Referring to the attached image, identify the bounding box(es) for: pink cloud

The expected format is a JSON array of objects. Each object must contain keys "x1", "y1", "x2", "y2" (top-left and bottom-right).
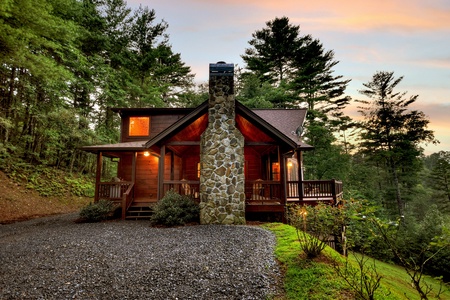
[{"x1": 184, "y1": 0, "x2": 450, "y2": 32}]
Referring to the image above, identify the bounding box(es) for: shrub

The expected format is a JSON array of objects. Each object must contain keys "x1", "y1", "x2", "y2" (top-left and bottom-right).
[
  {"x1": 332, "y1": 252, "x2": 384, "y2": 300},
  {"x1": 287, "y1": 203, "x2": 347, "y2": 258},
  {"x1": 79, "y1": 200, "x2": 115, "y2": 222},
  {"x1": 150, "y1": 190, "x2": 199, "y2": 226}
]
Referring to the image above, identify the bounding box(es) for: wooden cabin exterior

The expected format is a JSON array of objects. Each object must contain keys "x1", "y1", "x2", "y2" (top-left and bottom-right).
[
  {"x1": 82, "y1": 101, "x2": 343, "y2": 220},
  {"x1": 81, "y1": 63, "x2": 343, "y2": 221}
]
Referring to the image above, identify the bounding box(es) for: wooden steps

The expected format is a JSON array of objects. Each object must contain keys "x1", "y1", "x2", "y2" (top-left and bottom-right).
[{"x1": 125, "y1": 202, "x2": 155, "y2": 220}]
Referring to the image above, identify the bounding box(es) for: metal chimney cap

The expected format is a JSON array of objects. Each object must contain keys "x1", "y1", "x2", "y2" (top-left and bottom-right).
[{"x1": 209, "y1": 62, "x2": 234, "y2": 77}]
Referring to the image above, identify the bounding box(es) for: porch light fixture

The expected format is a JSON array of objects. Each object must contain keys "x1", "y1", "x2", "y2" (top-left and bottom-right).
[{"x1": 144, "y1": 151, "x2": 150, "y2": 157}]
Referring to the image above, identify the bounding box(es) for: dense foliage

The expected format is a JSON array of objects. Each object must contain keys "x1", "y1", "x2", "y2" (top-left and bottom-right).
[{"x1": 0, "y1": 0, "x2": 195, "y2": 176}]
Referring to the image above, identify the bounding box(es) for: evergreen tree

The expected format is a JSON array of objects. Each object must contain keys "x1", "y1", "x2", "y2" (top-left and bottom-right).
[
  {"x1": 303, "y1": 119, "x2": 350, "y2": 181},
  {"x1": 129, "y1": 5, "x2": 194, "y2": 107},
  {"x1": 241, "y1": 16, "x2": 350, "y2": 122},
  {"x1": 427, "y1": 151, "x2": 450, "y2": 211},
  {"x1": 0, "y1": 0, "x2": 195, "y2": 172},
  {"x1": 242, "y1": 16, "x2": 300, "y2": 84},
  {"x1": 291, "y1": 36, "x2": 351, "y2": 122},
  {"x1": 357, "y1": 71, "x2": 436, "y2": 216},
  {"x1": 0, "y1": 0, "x2": 82, "y2": 161}
]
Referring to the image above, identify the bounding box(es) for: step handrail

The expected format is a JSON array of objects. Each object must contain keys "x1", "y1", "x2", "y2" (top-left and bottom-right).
[{"x1": 121, "y1": 182, "x2": 135, "y2": 220}]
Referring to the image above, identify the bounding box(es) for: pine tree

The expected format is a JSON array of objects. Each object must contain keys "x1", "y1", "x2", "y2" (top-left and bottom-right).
[
  {"x1": 428, "y1": 151, "x2": 450, "y2": 211},
  {"x1": 357, "y1": 71, "x2": 437, "y2": 216},
  {"x1": 241, "y1": 16, "x2": 350, "y2": 122}
]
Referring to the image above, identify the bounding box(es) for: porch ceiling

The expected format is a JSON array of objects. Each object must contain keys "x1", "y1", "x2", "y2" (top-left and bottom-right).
[
  {"x1": 168, "y1": 113, "x2": 208, "y2": 142},
  {"x1": 235, "y1": 114, "x2": 274, "y2": 143}
]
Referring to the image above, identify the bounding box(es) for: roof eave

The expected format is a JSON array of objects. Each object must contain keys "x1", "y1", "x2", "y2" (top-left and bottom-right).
[
  {"x1": 236, "y1": 101, "x2": 298, "y2": 149},
  {"x1": 144, "y1": 101, "x2": 209, "y2": 148}
]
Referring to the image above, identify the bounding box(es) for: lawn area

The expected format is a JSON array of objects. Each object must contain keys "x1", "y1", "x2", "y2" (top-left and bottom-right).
[{"x1": 263, "y1": 223, "x2": 450, "y2": 300}]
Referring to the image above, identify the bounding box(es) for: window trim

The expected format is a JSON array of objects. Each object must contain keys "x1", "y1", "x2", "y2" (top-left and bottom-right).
[{"x1": 128, "y1": 116, "x2": 150, "y2": 137}]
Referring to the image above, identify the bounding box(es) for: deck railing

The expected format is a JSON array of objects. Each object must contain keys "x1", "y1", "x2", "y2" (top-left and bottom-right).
[
  {"x1": 245, "y1": 180, "x2": 284, "y2": 205},
  {"x1": 160, "y1": 179, "x2": 342, "y2": 204},
  {"x1": 97, "y1": 181, "x2": 134, "y2": 200},
  {"x1": 287, "y1": 179, "x2": 343, "y2": 203},
  {"x1": 97, "y1": 181, "x2": 134, "y2": 220}
]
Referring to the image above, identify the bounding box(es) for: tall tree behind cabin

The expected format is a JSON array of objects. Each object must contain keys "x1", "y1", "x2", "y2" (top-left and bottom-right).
[{"x1": 357, "y1": 71, "x2": 437, "y2": 216}]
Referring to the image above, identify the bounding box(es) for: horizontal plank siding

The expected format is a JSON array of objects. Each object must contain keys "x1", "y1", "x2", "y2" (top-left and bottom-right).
[
  {"x1": 150, "y1": 115, "x2": 184, "y2": 137},
  {"x1": 135, "y1": 154, "x2": 158, "y2": 199}
]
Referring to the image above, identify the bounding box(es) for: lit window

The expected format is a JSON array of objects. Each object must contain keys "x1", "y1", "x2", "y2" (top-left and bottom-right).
[
  {"x1": 272, "y1": 162, "x2": 280, "y2": 181},
  {"x1": 129, "y1": 117, "x2": 150, "y2": 136}
]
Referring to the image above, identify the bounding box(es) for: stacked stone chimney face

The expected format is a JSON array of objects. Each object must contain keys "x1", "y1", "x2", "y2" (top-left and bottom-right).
[{"x1": 199, "y1": 63, "x2": 246, "y2": 225}]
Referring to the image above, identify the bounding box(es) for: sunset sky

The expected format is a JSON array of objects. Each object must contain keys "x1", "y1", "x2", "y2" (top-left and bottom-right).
[{"x1": 129, "y1": 0, "x2": 449, "y2": 154}]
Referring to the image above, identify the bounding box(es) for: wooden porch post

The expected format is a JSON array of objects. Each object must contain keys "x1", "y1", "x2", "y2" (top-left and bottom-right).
[
  {"x1": 170, "y1": 151, "x2": 174, "y2": 180},
  {"x1": 331, "y1": 179, "x2": 337, "y2": 204},
  {"x1": 297, "y1": 150, "x2": 304, "y2": 202},
  {"x1": 157, "y1": 145, "x2": 165, "y2": 200},
  {"x1": 278, "y1": 147, "x2": 286, "y2": 203},
  {"x1": 94, "y1": 151, "x2": 103, "y2": 202}
]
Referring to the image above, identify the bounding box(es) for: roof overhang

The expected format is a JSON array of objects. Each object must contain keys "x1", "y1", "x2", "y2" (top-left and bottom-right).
[
  {"x1": 144, "y1": 101, "x2": 209, "y2": 148},
  {"x1": 236, "y1": 101, "x2": 314, "y2": 151},
  {"x1": 80, "y1": 141, "x2": 147, "y2": 154}
]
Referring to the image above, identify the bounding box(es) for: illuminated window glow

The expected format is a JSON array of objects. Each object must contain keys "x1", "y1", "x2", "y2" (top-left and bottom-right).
[{"x1": 129, "y1": 117, "x2": 150, "y2": 136}]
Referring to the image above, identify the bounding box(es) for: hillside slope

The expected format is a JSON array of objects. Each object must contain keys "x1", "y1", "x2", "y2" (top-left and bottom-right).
[{"x1": 0, "y1": 171, "x2": 90, "y2": 224}]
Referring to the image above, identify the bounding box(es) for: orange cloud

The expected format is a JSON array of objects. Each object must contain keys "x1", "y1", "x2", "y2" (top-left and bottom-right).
[{"x1": 188, "y1": 0, "x2": 450, "y2": 32}]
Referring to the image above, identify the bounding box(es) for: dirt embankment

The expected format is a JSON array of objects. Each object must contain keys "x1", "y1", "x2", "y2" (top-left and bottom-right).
[{"x1": 0, "y1": 171, "x2": 91, "y2": 224}]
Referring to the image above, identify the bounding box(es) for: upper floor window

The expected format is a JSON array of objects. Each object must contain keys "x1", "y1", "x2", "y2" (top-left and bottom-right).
[{"x1": 129, "y1": 117, "x2": 150, "y2": 136}]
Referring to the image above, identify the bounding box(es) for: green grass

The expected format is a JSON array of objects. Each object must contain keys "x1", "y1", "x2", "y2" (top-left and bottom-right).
[{"x1": 263, "y1": 223, "x2": 450, "y2": 300}]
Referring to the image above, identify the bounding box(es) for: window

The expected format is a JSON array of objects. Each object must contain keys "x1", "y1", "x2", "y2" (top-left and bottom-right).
[
  {"x1": 129, "y1": 117, "x2": 150, "y2": 136},
  {"x1": 272, "y1": 162, "x2": 280, "y2": 181}
]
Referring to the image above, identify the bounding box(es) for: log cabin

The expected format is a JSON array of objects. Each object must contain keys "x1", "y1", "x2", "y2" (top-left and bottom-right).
[{"x1": 81, "y1": 62, "x2": 343, "y2": 223}]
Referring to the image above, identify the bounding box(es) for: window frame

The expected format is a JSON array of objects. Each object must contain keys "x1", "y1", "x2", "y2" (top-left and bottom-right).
[{"x1": 128, "y1": 116, "x2": 150, "y2": 137}]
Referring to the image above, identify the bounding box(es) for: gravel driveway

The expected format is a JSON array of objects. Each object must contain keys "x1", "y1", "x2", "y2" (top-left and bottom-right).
[{"x1": 0, "y1": 213, "x2": 280, "y2": 299}]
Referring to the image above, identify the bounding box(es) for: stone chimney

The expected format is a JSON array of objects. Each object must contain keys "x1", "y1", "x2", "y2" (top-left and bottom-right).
[{"x1": 199, "y1": 62, "x2": 246, "y2": 225}]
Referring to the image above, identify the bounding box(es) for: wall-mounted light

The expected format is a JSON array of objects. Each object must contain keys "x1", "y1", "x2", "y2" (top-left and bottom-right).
[{"x1": 144, "y1": 151, "x2": 150, "y2": 157}]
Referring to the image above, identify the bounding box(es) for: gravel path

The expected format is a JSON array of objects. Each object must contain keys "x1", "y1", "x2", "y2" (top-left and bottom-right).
[{"x1": 0, "y1": 214, "x2": 281, "y2": 299}]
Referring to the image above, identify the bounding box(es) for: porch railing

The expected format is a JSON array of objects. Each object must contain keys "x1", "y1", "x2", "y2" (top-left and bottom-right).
[
  {"x1": 96, "y1": 181, "x2": 134, "y2": 220},
  {"x1": 287, "y1": 179, "x2": 343, "y2": 203},
  {"x1": 97, "y1": 181, "x2": 134, "y2": 200},
  {"x1": 245, "y1": 180, "x2": 284, "y2": 205},
  {"x1": 162, "y1": 180, "x2": 200, "y2": 200}
]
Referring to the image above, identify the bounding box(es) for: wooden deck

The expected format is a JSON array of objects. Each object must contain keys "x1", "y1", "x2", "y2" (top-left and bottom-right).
[{"x1": 96, "y1": 179, "x2": 343, "y2": 220}]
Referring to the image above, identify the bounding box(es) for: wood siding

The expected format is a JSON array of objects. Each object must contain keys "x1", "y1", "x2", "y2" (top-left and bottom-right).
[
  {"x1": 244, "y1": 148, "x2": 262, "y2": 181},
  {"x1": 164, "y1": 152, "x2": 182, "y2": 181},
  {"x1": 118, "y1": 153, "x2": 158, "y2": 200}
]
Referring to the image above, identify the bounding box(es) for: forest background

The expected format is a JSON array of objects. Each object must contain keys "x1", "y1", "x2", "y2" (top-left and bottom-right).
[{"x1": 1, "y1": 0, "x2": 449, "y2": 284}]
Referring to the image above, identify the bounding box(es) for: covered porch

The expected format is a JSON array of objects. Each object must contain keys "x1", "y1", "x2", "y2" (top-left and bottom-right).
[{"x1": 95, "y1": 177, "x2": 343, "y2": 219}]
